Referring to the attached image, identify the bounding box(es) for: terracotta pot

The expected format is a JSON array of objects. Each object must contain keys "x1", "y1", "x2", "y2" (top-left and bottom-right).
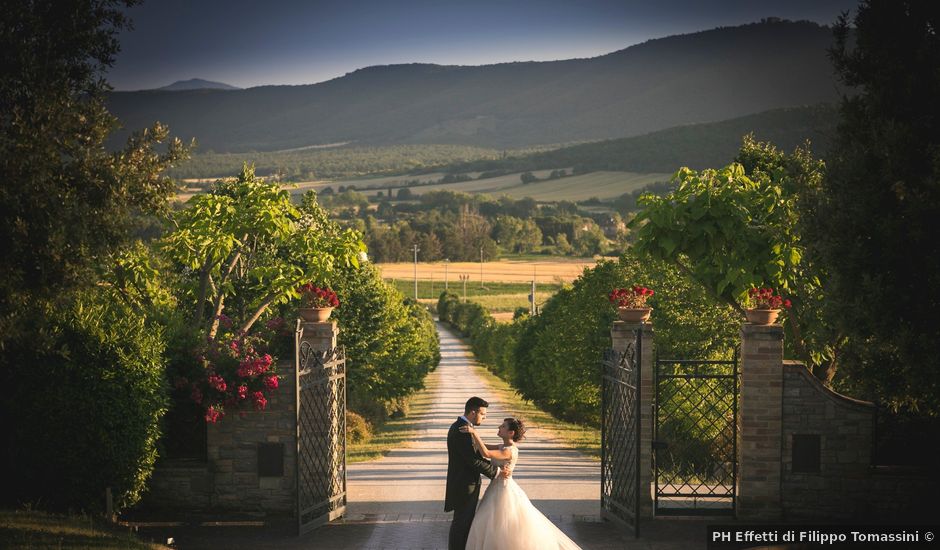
[
  {"x1": 617, "y1": 307, "x2": 652, "y2": 323},
  {"x1": 745, "y1": 308, "x2": 780, "y2": 325},
  {"x1": 299, "y1": 307, "x2": 334, "y2": 322}
]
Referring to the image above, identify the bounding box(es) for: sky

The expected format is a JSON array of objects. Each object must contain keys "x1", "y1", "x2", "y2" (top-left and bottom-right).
[{"x1": 109, "y1": 0, "x2": 860, "y2": 91}]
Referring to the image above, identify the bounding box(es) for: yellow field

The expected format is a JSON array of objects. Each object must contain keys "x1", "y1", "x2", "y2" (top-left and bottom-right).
[{"x1": 377, "y1": 258, "x2": 601, "y2": 284}]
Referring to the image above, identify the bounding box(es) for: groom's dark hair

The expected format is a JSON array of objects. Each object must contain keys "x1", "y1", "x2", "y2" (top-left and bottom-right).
[{"x1": 464, "y1": 396, "x2": 488, "y2": 414}]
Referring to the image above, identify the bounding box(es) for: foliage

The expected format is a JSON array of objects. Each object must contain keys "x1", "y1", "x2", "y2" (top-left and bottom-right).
[
  {"x1": 441, "y1": 105, "x2": 838, "y2": 178},
  {"x1": 513, "y1": 255, "x2": 738, "y2": 423},
  {"x1": 630, "y1": 137, "x2": 837, "y2": 377},
  {"x1": 168, "y1": 143, "x2": 507, "y2": 181},
  {"x1": 804, "y1": 1, "x2": 940, "y2": 414},
  {"x1": 5, "y1": 294, "x2": 168, "y2": 512},
  {"x1": 440, "y1": 254, "x2": 738, "y2": 424},
  {"x1": 161, "y1": 166, "x2": 365, "y2": 338},
  {"x1": 345, "y1": 411, "x2": 372, "y2": 444},
  {"x1": 0, "y1": 0, "x2": 189, "y2": 345},
  {"x1": 324, "y1": 261, "x2": 440, "y2": 421}
]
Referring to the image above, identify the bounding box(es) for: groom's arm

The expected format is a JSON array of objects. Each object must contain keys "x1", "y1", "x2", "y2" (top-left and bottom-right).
[{"x1": 450, "y1": 426, "x2": 499, "y2": 479}]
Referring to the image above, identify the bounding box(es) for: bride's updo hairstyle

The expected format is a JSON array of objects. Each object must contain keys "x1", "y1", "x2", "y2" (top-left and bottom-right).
[{"x1": 504, "y1": 417, "x2": 527, "y2": 442}]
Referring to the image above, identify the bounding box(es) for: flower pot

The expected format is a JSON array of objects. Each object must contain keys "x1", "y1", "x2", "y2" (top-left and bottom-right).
[
  {"x1": 299, "y1": 307, "x2": 334, "y2": 322},
  {"x1": 617, "y1": 307, "x2": 652, "y2": 323},
  {"x1": 745, "y1": 308, "x2": 780, "y2": 325}
]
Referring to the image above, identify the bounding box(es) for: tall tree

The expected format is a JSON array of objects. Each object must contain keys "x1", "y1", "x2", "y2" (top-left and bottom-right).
[
  {"x1": 806, "y1": 0, "x2": 940, "y2": 414},
  {"x1": 0, "y1": 0, "x2": 188, "y2": 344}
]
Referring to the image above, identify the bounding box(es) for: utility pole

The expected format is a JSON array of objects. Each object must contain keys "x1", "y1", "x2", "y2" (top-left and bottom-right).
[
  {"x1": 531, "y1": 265, "x2": 537, "y2": 315},
  {"x1": 412, "y1": 244, "x2": 420, "y2": 301},
  {"x1": 530, "y1": 279, "x2": 536, "y2": 315},
  {"x1": 444, "y1": 259, "x2": 449, "y2": 290},
  {"x1": 459, "y1": 274, "x2": 470, "y2": 302}
]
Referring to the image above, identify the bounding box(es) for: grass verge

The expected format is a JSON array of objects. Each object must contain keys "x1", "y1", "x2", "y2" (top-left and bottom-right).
[
  {"x1": 347, "y1": 373, "x2": 440, "y2": 463},
  {"x1": 0, "y1": 509, "x2": 169, "y2": 550},
  {"x1": 469, "y1": 356, "x2": 600, "y2": 460}
]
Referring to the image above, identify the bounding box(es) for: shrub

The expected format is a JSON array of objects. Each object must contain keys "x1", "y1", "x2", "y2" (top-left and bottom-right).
[
  {"x1": 346, "y1": 411, "x2": 372, "y2": 444},
  {"x1": 4, "y1": 294, "x2": 168, "y2": 512},
  {"x1": 318, "y1": 262, "x2": 440, "y2": 423},
  {"x1": 514, "y1": 253, "x2": 738, "y2": 423}
]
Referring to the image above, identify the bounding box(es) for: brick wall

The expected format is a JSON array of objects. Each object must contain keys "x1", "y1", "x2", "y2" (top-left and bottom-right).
[
  {"x1": 779, "y1": 360, "x2": 874, "y2": 520},
  {"x1": 144, "y1": 357, "x2": 297, "y2": 513}
]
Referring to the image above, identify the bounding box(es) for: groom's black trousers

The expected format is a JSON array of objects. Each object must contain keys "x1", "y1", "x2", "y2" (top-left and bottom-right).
[{"x1": 448, "y1": 485, "x2": 481, "y2": 550}]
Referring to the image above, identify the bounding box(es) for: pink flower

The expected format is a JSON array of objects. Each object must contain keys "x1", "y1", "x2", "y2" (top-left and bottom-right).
[
  {"x1": 252, "y1": 391, "x2": 268, "y2": 411},
  {"x1": 264, "y1": 375, "x2": 279, "y2": 390},
  {"x1": 205, "y1": 406, "x2": 223, "y2": 423},
  {"x1": 237, "y1": 385, "x2": 248, "y2": 400},
  {"x1": 191, "y1": 387, "x2": 203, "y2": 405},
  {"x1": 208, "y1": 373, "x2": 227, "y2": 392}
]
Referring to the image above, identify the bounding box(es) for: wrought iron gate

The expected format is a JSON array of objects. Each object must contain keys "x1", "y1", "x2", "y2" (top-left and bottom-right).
[
  {"x1": 295, "y1": 332, "x2": 347, "y2": 535},
  {"x1": 600, "y1": 328, "x2": 641, "y2": 537},
  {"x1": 653, "y1": 355, "x2": 737, "y2": 516}
]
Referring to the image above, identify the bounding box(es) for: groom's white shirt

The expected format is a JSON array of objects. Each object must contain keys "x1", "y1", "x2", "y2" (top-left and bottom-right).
[{"x1": 458, "y1": 415, "x2": 502, "y2": 476}]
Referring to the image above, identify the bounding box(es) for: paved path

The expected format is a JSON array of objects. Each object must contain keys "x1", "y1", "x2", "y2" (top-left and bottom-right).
[
  {"x1": 132, "y1": 322, "x2": 708, "y2": 549},
  {"x1": 346, "y1": 322, "x2": 600, "y2": 519}
]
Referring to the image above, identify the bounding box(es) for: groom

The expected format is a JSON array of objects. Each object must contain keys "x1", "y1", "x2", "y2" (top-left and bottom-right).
[{"x1": 445, "y1": 396, "x2": 511, "y2": 550}]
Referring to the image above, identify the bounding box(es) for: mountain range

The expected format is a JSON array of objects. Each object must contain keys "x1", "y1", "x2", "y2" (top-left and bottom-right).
[
  {"x1": 157, "y1": 78, "x2": 240, "y2": 91},
  {"x1": 106, "y1": 20, "x2": 844, "y2": 153}
]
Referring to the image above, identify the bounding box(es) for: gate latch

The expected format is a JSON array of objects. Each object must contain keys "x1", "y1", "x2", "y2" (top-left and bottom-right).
[{"x1": 652, "y1": 440, "x2": 669, "y2": 451}]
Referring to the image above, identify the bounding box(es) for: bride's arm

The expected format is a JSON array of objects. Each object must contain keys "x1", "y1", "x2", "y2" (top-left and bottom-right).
[{"x1": 459, "y1": 425, "x2": 513, "y2": 460}]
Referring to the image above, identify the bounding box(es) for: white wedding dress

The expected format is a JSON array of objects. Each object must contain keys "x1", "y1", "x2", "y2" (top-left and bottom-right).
[{"x1": 466, "y1": 445, "x2": 582, "y2": 550}]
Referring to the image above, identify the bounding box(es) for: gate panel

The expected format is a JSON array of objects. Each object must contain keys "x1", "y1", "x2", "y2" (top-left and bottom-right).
[
  {"x1": 600, "y1": 328, "x2": 641, "y2": 537},
  {"x1": 296, "y1": 335, "x2": 347, "y2": 535},
  {"x1": 653, "y1": 356, "x2": 737, "y2": 516}
]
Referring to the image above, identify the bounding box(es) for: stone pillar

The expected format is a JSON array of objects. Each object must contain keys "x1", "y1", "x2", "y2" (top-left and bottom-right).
[
  {"x1": 299, "y1": 320, "x2": 339, "y2": 352},
  {"x1": 611, "y1": 321, "x2": 654, "y2": 518},
  {"x1": 738, "y1": 323, "x2": 784, "y2": 520}
]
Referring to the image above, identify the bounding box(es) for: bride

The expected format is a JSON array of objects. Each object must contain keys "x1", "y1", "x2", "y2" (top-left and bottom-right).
[{"x1": 459, "y1": 418, "x2": 582, "y2": 550}]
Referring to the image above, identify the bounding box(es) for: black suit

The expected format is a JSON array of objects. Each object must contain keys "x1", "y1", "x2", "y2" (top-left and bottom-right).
[{"x1": 445, "y1": 417, "x2": 498, "y2": 550}]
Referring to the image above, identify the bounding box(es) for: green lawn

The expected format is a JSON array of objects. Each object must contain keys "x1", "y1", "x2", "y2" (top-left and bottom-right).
[
  {"x1": 470, "y1": 360, "x2": 600, "y2": 460},
  {"x1": 388, "y1": 279, "x2": 562, "y2": 298},
  {"x1": 0, "y1": 509, "x2": 169, "y2": 550}
]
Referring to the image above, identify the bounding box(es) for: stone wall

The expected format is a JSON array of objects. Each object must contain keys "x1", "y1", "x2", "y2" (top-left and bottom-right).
[
  {"x1": 144, "y1": 357, "x2": 297, "y2": 514},
  {"x1": 205, "y1": 357, "x2": 297, "y2": 513},
  {"x1": 779, "y1": 360, "x2": 874, "y2": 520},
  {"x1": 779, "y1": 361, "x2": 938, "y2": 521}
]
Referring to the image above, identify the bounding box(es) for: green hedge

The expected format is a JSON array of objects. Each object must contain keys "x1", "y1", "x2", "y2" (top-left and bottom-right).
[
  {"x1": 329, "y1": 262, "x2": 440, "y2": 421},
  {"x1": 438, "y1": 252, "x2": 739, "y2": 424},
  {"x1": 4, "y1": 294, "x2": 168, "y2": 512}
]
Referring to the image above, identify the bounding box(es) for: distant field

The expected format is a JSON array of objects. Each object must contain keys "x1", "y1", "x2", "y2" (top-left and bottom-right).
[
  {"x1": 177, "y1": 169, "x2": 668, "y2": 203},
  {"x1": 382, "y1": 258, "x2": 595, "y2": 320},
  {"x1": 377, "y1": 258, "x2": 599, "y2": 284},
  {"x1": 403, "y1": 170, "x2": 669, "y2": 201},
  {"x1": 388, "y1": 279, "x2": 559, "y2": 310}
]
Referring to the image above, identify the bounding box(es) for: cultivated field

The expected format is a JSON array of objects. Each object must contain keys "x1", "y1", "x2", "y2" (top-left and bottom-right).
[
  {"x1": 177, "y1": 169, "x2": 668, "y2": 203},
  {"x1": 381, "y1": 258, "x2": 602, "y2": 321},
  {"x1": 377, "y1": 258, "x2": 600, "y2": 284},
  {"x1": 401, "y1": 170, "x2": 669, "y2": 201}
]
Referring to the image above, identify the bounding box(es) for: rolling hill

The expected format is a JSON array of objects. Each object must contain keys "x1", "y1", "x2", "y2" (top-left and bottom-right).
[
  {"x1": 157, "y1": 78, "x2": 240, "y2": 91},
  {"x1": 107, "y1": 19, "x2": 843, "y2": 152}
]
